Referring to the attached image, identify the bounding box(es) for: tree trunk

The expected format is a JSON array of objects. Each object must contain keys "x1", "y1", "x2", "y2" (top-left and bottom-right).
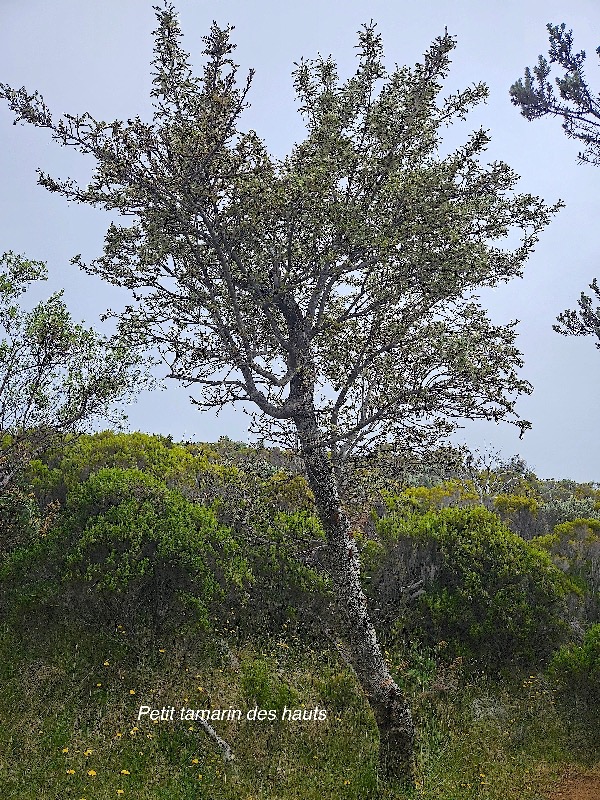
[{"x1": 294, "y1": 411, "x2": 415, "y2": 784}]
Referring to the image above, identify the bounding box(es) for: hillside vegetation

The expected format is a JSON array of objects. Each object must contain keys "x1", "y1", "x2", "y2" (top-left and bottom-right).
[{"x1": 1, "y1": 431, "x2": 599, "y2": 799}]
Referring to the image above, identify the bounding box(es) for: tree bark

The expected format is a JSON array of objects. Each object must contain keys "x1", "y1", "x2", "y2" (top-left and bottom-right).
[{"x1": 294, "y1": 410, "x2": 415, "y2": 784}]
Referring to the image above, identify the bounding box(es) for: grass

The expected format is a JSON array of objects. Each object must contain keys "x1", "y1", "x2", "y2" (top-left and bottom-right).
[{"x1": 0, "y1": 613, "x2": 597, "y2": 800}]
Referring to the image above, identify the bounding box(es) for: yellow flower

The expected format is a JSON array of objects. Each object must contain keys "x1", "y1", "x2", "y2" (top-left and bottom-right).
[
  {"x1": 104, "y1": 660, "x2": 110, "y2": 666},
  {"x1": 87, "y1": 769, "x2": 97, "y2": 776},
  {"x1": 158, "y1": 649, "x2": 165, "y2": 653},
  {"x1": 197, "y1": 774, "x2": 203, "y2": 780},
  {"x1": 96, "y1": 683, "x2": 102, "y2": 687},
  {"x1": 120, "y1": 769, "x2": 131, "y2": 775},
  {"x1": 66, "y1": 769, "x2": 75, "y2": 775},
  {"x1": 61, "y1": 747, "x2": 69, "y2": 753},
  {"x1": 117, "y1": 791, "x2": 124, "y2": 796},
  {"x1": 197, "y1": 686, "x2": 203, "y2": 692},
  {"x1": 84, "y1": 749, "x2": 93, "y2": 756},
  {"x1": 129, "y1": 689, "x2": 135, "y2": 695},
  {"x1": 191, "y1": 758, "x2": 199, "y2": 764},
  {"x1": 115, "y1": 732, "x2": 122, "y2": 738}
]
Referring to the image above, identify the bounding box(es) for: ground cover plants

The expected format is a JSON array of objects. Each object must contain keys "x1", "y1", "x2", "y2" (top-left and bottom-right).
[{"x1": 0, "y1": 432, "x2": 598, "y2": 798}]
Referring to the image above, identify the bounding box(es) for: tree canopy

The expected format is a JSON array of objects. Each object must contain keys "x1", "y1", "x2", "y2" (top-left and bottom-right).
[
  {"x1": 0, "y1": 251, "x2": 146, "y2": 489},
  {"x1": 511, "y1": 23, "x2": 600, "y2": 349},
  {"x1": 0, "y1": 6, "x2": 560, "y2": 469},
  {"x1": 510, "y1": 23, "x2": 600, "y2": 167}
]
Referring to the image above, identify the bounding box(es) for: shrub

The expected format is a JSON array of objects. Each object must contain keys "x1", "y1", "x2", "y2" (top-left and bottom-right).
[
  {"x1": 548, "y1": 624, "x2": 600, "y2": 711},
  {"x1": 533, "y1": 519, "x2": 600, "y2": 625},
  {"x1": 240, "y1": 656, "x2": 299, "y2": 711},
  {"x1": 0, "y1": 488, "x2": 41, "y2": 559},
  {"x1": 227, "y1": 510, "x2": 331, "y2": 641},
  {"x1": 371, "y1": 506, "x2": 571, "y2": 670},
  {"x1": 2, "y1": 467, "x2": 248, "y2": 635},
  {"x1": 537, "y1": 497, "x2": 600, "y2": 532},
  {"x1": 400, "y1": 480, "x2": 479, "y2": 513},
  {"x1": 26, "y1": 431, "x2": 214, "y2": 507},
  {"x1": 493, "y1": 493, "x2": 541, "y2": 539}
]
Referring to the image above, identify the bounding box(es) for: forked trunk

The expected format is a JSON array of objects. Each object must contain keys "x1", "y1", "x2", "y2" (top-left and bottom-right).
[{"x1": 294, "y1": 413, "x2": 415, "y2": 783}]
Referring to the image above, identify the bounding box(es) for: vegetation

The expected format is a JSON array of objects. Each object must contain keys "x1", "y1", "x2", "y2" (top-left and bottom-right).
[
  {"x1": 371, "y1": 505, "x2": 571, "y2": 670},
  {"x1": 0, "y1": 6, "x2": 598, "y2": 796},
  {"x1": 0, "y1": 251, "x2": 146, "y2": 491},
  {"x1": 0, "y1": 431, "x2": 599, "y2": 798},
  {"x1": 549, "y1": 623, "x2": 600, "y2": 712},
  {"x1": 0, "y1": 4, "x2": 564, "y2": 779},
  {"x1": 511, "y1": 22, "x2": 600, "y2": 348}
]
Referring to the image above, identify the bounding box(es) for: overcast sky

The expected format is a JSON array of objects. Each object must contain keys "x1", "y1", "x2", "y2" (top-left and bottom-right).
[{"x1": 2, "y1": 0, "x2": 600, "y2": 481}]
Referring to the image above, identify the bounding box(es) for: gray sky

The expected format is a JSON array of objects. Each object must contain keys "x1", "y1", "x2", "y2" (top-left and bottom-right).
[{"x1": 2, "y1": 0, "x2": 600, "y2": 481}]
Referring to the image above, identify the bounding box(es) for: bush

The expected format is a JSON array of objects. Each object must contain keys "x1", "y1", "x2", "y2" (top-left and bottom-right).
[
  {"x1": 537, "y1": 497, "x2": 600, "y2": 532},
  {"x1": 26, "y1": 430, "x2": 215, "y2": 507},
  {"x1": 2, "y1": 467, "x2": 248, "y2": 635},
  {"x1": 240, "y1": 656, "x2": 299, "y2": 711},
  {"x1": 493, "y1": 493, "x2": 541, "y2": 539},
  {"x1": 400, "y1": 480, "x2": 479, "y2": 513},
  {"x1": 371, "y1": 506, "x2": 571, "y2": 670},
  {"x1": 225, "y1": 509, "x2": 331, "y2": 641},
  {"x1": 533, "y1": 519, "x2": 600, "y2": 625},
  {"x1": 548, "y1": 624, "x2": 600, "y2": 711},
  {"x1": 0, "y1": 488, "x2": 41, "y2": 559}
]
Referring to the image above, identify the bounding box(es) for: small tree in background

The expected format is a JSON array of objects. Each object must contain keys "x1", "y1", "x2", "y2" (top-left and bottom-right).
[
  {"x1": 0, "y1": 4, "x2": 560, "y2": 781},
  {"x1": 510, "y1": 23, "x2": 600, "y2": 348},
  {"x1": 0, "y1": 251, "x2": 146, "y2": 491}
]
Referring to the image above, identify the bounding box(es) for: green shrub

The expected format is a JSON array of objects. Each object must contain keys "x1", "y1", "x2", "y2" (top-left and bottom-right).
[
  {"x1": 0, "y1": 488, "x2": 41, "y2": 559},
  {"x1": 229, "y1": 510, "x2": 331, "y2": 640},
  {"x1": 17, "y1": 432, "x2": 330, "y2": 643},
  {"x1": 2, "y1": 467, "x2": 248, "y2": 635},
  {"x1": 493, "y1": 493, "x2": 540, "y2": 539},
  {"x1": 533, "y1": 519, "x2": 600, "y2": 624},
  {"x1": 261, "y1": 471, "x2": 315, "y2": 513},
  {"x1": 400, "y1": 480, "x2": 479, "y2": 513},
  {"x1": 538, "y1": 498, "x2": 600, "y2": 532},
  {"x1": 25, "y1": 430, "x2": 222, "y2": 507},
  {"x1": 372, "y1": 506, "x2": 571, "y2": 670},
  {"x1": 240, "y1": 656, "x2": 299, "y2": 711},
  {"x1": 548, "y1": 624, "x2": 600, "y2": 711}
]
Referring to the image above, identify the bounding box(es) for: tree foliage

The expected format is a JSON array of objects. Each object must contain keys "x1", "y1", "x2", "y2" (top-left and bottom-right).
[
  {"x1": 511, "y1": 23, "x2": 600, "y2": 348},
  {"x1": 0, "y1": 252, "x2": 146, "y2": 489},
  {"x1": 0, "y1": 7, "x2": 560, "y2": 466},
  {"x1": 554, "y1": 278, "x2": 600, "y2": 348},
  {"x1": 510, "y1": 23, "x2": 600, "y2": 166}
]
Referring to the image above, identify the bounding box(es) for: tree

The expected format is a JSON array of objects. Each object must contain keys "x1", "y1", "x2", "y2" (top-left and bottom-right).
[
  {"x1": 0, "y1": 5, "x2": 560, "y2": 781},
  {"x1": 510, "y1": 23, "x2": 600, "y2": 348},
  {"x1": 0, "y1": 251, "x2": 146, "y2": 490}
]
